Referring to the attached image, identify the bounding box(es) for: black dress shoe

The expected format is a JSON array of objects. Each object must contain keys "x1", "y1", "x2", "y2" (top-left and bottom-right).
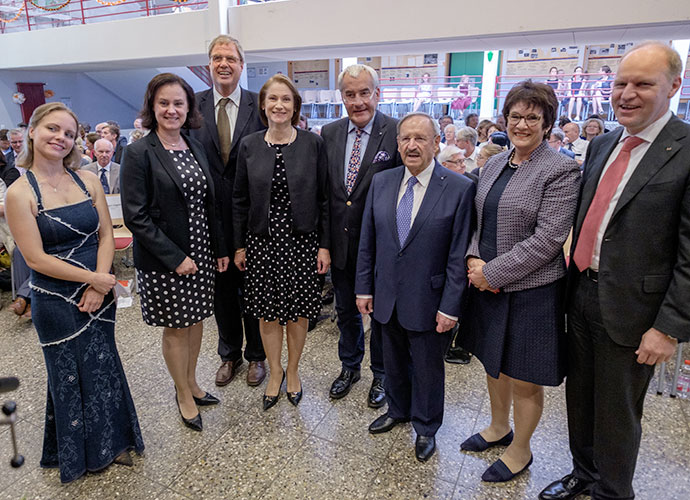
[
  {"x1": 445, "y1": 346, "x2": 473, "y2": 364},
  {"x1": 287, "y1": 376, "x2": 303, "y2": 407},
  {"x1": 193, "y1": 392, "x2": 220, "y2": 406},
  {"x1": 113, "y1": 450, "x2": 133, "y2": 466},
  {"x1": 539, "y1": 474, "x2": 593, "y2": 500},
  {"x1": 482, "y1": 455, "x2": 533, "y2": 482},
  {"x1": 460, "y1": 429, "x2": 513, "y2": 452},
  {"x1": 415, "y1": 435, "x2": 436, "y2": 462},
  {"x1": 368, "y1": 378, "x2": 386, "y2": 408},
  {"x1": 175, "y1": 393, "x2": 202, "y2": 432},
  {"x1": 263, "y1": 371, "x2": 285, "y2": 411},
  {"x1": 368, "y1": 413, "x2": 409, "y2": 434},
  {"x1": 329, "y1": 369, "x2": 361, "y2": 399}
]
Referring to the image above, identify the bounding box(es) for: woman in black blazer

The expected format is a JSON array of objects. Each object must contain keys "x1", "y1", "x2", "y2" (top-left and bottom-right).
[
  {"x1": 233, "y1": 74, "x2": 330, "y2": 410},
  {"x1": 121, "y1": 73, "x2": 229, "y2": 432}
]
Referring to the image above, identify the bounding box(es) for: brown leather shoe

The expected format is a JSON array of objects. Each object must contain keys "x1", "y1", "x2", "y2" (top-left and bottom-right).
[
  {"x1": 215, "y1": 359, "x2": 243, "y2": 387},
  {"x1": 9, "y1": 297, "x2": 27, "y2": 316},
  {"x1": 247, "y1": 361, "x2": 266, "y2": 386}
]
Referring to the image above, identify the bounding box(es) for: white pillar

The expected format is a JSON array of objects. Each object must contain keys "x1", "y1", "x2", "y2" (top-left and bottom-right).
[
  {"x1": 480, "y1": 50, "x2": 500, "y2": 119},
  {"x1": 671, "y1": 39, "x2": 689, "y2": 114}
]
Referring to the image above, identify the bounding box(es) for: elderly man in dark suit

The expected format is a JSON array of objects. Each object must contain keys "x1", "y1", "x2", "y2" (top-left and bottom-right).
[
  {"x1": 191, "y1": 35, "x2": 267, "y2": 388},
  {"x1": 540, "y1": 42, "x2": 690, "y2": 500},
  {"x1": 321, "y1": 64, "x2": 401, "y2": 408},
  {"x1": 356, "y1": 113, "x2": 475, "y2": 461}
]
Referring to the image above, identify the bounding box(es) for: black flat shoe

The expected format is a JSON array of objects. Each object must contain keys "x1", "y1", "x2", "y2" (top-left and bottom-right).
[
  {"x1": 193, "y1": 392, "x2": 220, "y2": 406},
  {"x1": 482, "y1": 455, "x2": 533, "y2": 482},
  {"x1": 287, "y1": 376, "x2": 303, "y2": 407},
  {"x1": 113, "y1": 450, "x2": 133, "y2": 466},
  {"x1": 461, "y1": 429, "x2": 513, "y2": 452},
  {"x1": 175, "y1": 393, "x2": 203, "y2": 432},
  {"x1": 263, "y1": 370, "x2": 285, "y2": 411}
]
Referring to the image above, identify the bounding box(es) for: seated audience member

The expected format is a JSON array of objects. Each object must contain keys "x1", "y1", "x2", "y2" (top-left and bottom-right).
[
  {"x1": 582, "y1": 117, "x2": 604, "y2": 142},
  {"x1": 489, "y1": 131, "x2": 509, "y2": 148},
  {"x1": 95, "y1": 122, "x2": 108, "y2": 135},
  {"x1": 494, "y1": 115, "x2": 507, "y2": 130},
  {"x1": 474, "y1": 143, "x2": 504, "y2": 175},
  {"x1": 451, "y1": 75, "x2": 474, "y2": 116},
  {"x1": 459, "y1": 80, "x2": 580, "y2": 483},
  {"x1": 438, "y1": 115, "x2": 453, "y2": 143},
  {"x1": 84, "y1": 132, "x2": 100, "y2": 161},
  {"x1": 102, "y1": 122, "x2": 126, "y2": 163},
  {"x1": 464, "y1": 112, "x2": 479, "y2": 129},
  {"x1": 437, "y1": 145, "x2": 475, "y2": 180},
  {"x1": 476, "y1": 120, "x2": 495, "y2": 146},
  {"x1": 442, "y1": 124, "x2": 457, "y2": 148},
  {"x1": 82, "y1": 138, "x2": 120, "y2": 194},
  {"x1": 456, "y1": 126, "x2": 479, "y2": 172},
  {"x1": 567, "y1": 66, "x2": 587, "y2": 121},
  {"x1": 545, "y1": 66, "x2": 559, "y2": 91},
  {"x1": 2, "y1": 129, "x2": 25, "y2": 186},
  {"x1": 129, "y1": 129, "x2": 146, "y2": 143},
  {"x1": 413, "y1": 72, "x2": 433, "y2": 112},
  {"x1": 558, "y1": 115, "x2": 571, "y2": 129},
  {"x1": 590, "y1": 64, "x2": 613, "y2": 116},
  {"x1": 548, "y1": 128, "x2": 576, "y2": 159},
  {"x1": 0, "y1": 130, "x2": 10, "y2": 157},
  {"x1": 562, "y1": 122, "x2": 589, "y2": 165},
  {"x1": 298, "y1": 114, "x2": 309, "y2": 130}
]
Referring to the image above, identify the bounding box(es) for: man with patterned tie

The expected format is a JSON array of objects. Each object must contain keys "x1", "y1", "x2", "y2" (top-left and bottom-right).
[
  {"x1": 355, "y1": 113, "x2": 475, "y2": 461},
  {"x1": 321, "y1": 64, "x2": 401, "y2": 408},
  {"x1": 83, "y1": 138, "x2": 120, "y2": 194},
  {"x1": 540, "y1": 42, "x2": 690, "y2": 500},
  {"x1": 191, "y1": 35, "x2": 267, "y2": 388}
]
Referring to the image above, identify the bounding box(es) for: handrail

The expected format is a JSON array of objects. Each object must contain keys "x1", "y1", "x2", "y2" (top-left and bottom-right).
[{"x1": 0, "y1": 0, "x2": 209, "y2": 33}]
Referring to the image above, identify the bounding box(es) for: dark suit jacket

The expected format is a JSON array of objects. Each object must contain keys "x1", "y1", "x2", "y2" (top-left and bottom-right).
[
  {"x1": 321, "y1": 112, "x2": 401, "y2": 270},
  {"x1": 568, "y1": 116, "x2": 690, "y2": 345},
  {"x1": 355, "y1": 162, "x2": 475, "y2": 332},
  {"x1": 191, "y1": 87, "x2": 265, "y2": 248},
  {"x1": 232, "y1": 129, "x2": 329, "y2": 249},
  {"x1": 120, "y1": 131, "x2": 226, "y2": 272}
]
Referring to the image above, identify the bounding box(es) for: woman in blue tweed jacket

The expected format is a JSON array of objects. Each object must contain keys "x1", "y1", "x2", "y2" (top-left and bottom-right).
[{"x1": 458, "y1": 81, "x2": 580, "y2": 483}]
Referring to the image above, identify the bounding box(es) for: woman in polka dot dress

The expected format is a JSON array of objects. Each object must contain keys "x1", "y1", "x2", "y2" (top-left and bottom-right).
[
  {"x1": 233, "y1": 74, "x2": 330, "y2": 410},
  {"x1": 121, "y1": 74, "x2": 229, "y2": 432}
]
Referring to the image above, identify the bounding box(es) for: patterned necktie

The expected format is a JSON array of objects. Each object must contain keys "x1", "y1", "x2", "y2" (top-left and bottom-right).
[
  {"x1": 397, "y1": 176, "x2": 418, "y2": 246},
  {"x1": 99, "y1": 168, "x2": 110, "y2": 195},
  {"x1": 572, "y1": 136, "x2": 645, "y2": 271},
  {"x1": 345, "y1": 128, "x2": 364, "y2": 194},
  {"x1": 217, "y1": 97, "x2": 232, "y2": 165},
  {"x1": 567, "y1": 142, "x2": 574, "y2": 151}
]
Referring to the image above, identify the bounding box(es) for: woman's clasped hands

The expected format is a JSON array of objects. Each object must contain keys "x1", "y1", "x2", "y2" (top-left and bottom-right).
[{"x1": 466, "y1": 257, "x2": 499, "y2": 294}]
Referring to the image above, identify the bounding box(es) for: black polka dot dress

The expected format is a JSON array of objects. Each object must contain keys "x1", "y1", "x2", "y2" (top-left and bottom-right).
[
  {"x1": 244, "y1": 143, "x2": 321, "y2": 326},
  {"x1": 137, "y1": 149, "x2": 215, "y2": 328}
]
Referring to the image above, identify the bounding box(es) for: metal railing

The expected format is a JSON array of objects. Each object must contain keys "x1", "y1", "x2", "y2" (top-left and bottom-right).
[{"x1": 0, "y1": 0, "x2": 208, "y2": 33}]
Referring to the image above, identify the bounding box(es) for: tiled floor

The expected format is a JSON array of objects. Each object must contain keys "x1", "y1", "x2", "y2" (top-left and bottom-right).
[{"x1": 1, "y1": 287, "x2": 689, "y2": 500}]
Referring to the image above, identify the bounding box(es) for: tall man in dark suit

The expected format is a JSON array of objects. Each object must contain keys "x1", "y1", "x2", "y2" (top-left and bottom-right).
[
  {"x1": 540, "y1": 42, "x2": 690, "y2": 500},
  {"x1": 356, "y1": 113, "x2": 475, "y2": 461},
  {"x1": 321, "y1": 64, "x2": 401, "y2": 407},
  {"x1": 191, "y1": 35, "x2": 266, "y2": 388}
]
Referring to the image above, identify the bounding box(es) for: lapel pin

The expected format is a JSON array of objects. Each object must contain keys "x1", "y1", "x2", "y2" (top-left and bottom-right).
[{"x1": 666, "y1": 147, "x2": 672, "y2": 151}]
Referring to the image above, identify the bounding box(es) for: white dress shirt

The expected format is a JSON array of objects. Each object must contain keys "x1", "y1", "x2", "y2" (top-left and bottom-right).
[
  {"x1": 590, "y1": 109, "x2": 672, "y2": 271},
  {"x1": 568, "y1": 137, "x2": 589, "y2": 163},
  {"x1": 213, "y1": 85, "x2": 241, "y2": 142},
  {"x1": 463, "y1": 147, "x2": 478, "y2": 173}
]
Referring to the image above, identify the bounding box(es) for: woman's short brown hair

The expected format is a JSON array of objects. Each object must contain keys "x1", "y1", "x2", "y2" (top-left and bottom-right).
[
  {"x1": 502, "y1": 79, "x2": 558, "y2": 139},
  {"x1": 258, "y1": 74, "x2": 302, "y2": 127},
  {"x1": 139, "y1": 73, "x2": 202, "y2": 131},
  {"x1": 18, "y1": 102, "x2": 82, "y2": 171}
]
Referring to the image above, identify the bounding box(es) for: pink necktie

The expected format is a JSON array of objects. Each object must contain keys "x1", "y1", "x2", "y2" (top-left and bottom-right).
[{"x1": 573, "y1": 136, "x2": 645, "y2": 271}]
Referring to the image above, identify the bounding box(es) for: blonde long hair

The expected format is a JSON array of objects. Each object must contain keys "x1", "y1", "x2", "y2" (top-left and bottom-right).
[{"x1": 18, "y1": 102, "x2": 82, "y2": 171}]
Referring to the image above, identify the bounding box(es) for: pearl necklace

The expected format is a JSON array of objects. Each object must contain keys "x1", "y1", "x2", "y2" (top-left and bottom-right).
[{"x1": 265, "y1": 127, "x2": 296, "y2": 148}]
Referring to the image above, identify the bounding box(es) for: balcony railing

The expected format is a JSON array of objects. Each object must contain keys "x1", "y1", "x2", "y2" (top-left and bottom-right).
[{"x1": 0, "y1": 0, "x2": 208, "y2": 33}]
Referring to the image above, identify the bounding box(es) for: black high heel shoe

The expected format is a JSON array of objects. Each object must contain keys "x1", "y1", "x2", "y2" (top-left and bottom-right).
[
  {"x1": 193, "y1": 392, "x2": 220, "y2": 406},
  {"x1": 175, "y1": 393, "x2": 203, "y2": 431},
  {"x1": 286, "y1": 375, "x2": 303, "y2": 407},
  {"x1": 263, "y1": 370, "x2": 285, "y2": 411}
]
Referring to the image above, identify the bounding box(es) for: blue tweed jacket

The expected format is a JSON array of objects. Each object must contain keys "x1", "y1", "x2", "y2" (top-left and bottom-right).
[{"x1": 466, "y1": 140, "x2": 580, "y2": 292}]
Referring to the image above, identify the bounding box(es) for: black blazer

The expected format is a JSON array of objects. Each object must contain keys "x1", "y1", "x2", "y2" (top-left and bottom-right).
[
  {"x1": 190, "y1": 87, "x2": 265, "y2": 248},
  {"x1": 232, "y1": 128, "x2": 329, "y2": 249},
  {"x1": 120, "y1": 131, "x2": 226, "y2": 273},
  {"x1": 568, "y1": 116, "x2": 690, "y2": 345},
  {"x1": 321, "y1": 112, "x2": 400, "y2": 270}
]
